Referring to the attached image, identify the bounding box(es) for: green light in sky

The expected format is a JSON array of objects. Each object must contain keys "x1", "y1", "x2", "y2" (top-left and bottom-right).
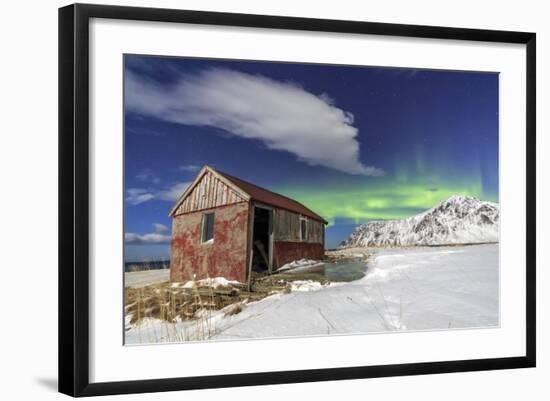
[
  {"x1": 279, "y1": 177, "x2": 495, "y2": 226},
  {"x1": 276, "y1": 136, "x2": 497, "y2": 226}
]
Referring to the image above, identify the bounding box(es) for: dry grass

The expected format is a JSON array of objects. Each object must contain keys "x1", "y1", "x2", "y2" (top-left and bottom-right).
[
  {"x1": 125, "y1": 281, "x2": 268, "y2": 326},
  {"x1": 124, "y1": 272, "x2": 318, "y2": 326}
]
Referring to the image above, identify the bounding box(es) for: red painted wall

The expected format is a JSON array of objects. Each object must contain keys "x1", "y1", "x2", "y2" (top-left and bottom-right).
[
  {"x1": 170, "y1": 202, "x2": 250, "y2": 282},
  {"x1": 273, "y1": 241, "x2": 325, "y2": 268}
]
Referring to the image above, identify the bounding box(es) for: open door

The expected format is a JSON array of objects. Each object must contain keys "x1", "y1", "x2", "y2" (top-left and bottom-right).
[{"x1": 251, "y1": 206, "x2": 273, "y2": 274}]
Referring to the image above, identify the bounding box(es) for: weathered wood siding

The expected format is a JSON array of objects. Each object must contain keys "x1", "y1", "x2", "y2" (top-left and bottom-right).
[
  {"x1": 273, "y1": 209, "x2": 300, "y2": 241},
  {"x1": 273, "y1": 242, "x2": 325, "y2": 268},
  {"x1": 272, "y1": 208, "x2": 324, "y2": 244},
  {"x1": 307, "y1": 218, "x2": 324, "y2": 244},
  {"x1": 174, "y1": 170, "x2": 246, "y2": 215}
]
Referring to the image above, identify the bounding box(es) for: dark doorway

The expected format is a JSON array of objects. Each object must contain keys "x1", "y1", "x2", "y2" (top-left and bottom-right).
[{"x1": 252, "y1": 207, "x2": 272, "y2": 273}]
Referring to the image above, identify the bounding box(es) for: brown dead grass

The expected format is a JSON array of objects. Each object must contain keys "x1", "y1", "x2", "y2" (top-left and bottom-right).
[{"x1": 125, "y1": 281, "x2": 269, "y2": 326}]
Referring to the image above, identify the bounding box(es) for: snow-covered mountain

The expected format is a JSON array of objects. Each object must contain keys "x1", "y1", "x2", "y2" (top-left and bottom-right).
[{"x1": 340, "y1": 195, "x2": 499, "y2": 248}]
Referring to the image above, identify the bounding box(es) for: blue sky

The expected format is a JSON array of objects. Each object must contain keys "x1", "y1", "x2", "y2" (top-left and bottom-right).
[{"x1": 124, "y1": 55, "x2": 499, "y2": 262}]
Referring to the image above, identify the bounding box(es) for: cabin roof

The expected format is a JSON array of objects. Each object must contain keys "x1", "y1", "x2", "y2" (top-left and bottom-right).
[
  {"x1": 215, "y1": 169, "x2": 328, "y2": 224},
  {"x1": 169, "y1": 166, "x2": 328, "y2": 224}
]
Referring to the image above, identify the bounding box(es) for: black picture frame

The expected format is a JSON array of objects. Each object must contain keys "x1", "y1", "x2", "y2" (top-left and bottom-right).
[{"x1": 59, "y1": 3, "x2": 536, "y2": 397}]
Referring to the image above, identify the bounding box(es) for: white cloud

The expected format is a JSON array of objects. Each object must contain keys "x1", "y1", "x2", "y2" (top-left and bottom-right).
[
  {"x1": 126, "y1": 188, "x2": 155, "y2": 205},
  {"x1": 126, "y1": 68, "x2": 384, "y2": 176},
  {"x1": 125, "y1": 232, "x2": 171, "y2": 244},
  {"x1": 125, "y1": 223, "x2": 172, "y2": 245},
  {"x1": 125, "y1": 181, "x2": 191, "y2": 206},
  {"x1": 179, "y1": 164, "x2": 201, "y2": 172},
  {"x1": 153, "y1": 223, "x2": 169, "y2": 234}
]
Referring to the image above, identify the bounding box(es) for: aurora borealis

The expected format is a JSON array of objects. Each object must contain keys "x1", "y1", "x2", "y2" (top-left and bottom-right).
[{"x1": 124, "y1": 55, "x2": 498, "y2": 259}]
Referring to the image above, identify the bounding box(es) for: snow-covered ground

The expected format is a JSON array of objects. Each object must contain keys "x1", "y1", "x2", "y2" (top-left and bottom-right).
[
  {"x1": 125, "y1": 244, "x2": 498, "y2": 344},
  {"x1": 124, "y1": 269, "x2": 170, "y2": 288}
]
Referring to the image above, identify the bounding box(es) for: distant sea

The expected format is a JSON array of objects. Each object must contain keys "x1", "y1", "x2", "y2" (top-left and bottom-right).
[{"x1": 124, "y1": 260, "x2": 170, "y2": 272}]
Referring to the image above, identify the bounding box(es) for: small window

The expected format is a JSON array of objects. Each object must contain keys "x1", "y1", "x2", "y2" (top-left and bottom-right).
[
  {"x1": 201, "y1": 212, "x2": 215, "y2": 243},
  {"x1": 300, "y1": 217, "x2": 308, "y2": 241}
]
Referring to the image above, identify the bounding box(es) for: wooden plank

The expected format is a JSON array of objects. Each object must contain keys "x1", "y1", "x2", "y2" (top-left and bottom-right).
[
  {"x1": 209, "y1": 175, "x2": 215, "y2": 208},
  {"x1": 199, "y1": 177, "x2": 205, "y2": 209},
  {"x1": 222, "y1": 186, "x2": 227, "y2": 205},
  {"x1": 194, "y1": 180, "x2": 200, "y2": 210},
  {"x1": 201, "y1": 174, "x2": 207, "y2": 210},
  {"x1": 212, "y1": 178, "x2": 217, "y2": 207},
  {"x1": 219, "y1": 179, "x2": 224, "y2": 206},
  {"x1": 217, "y1": 179, "x2": 223, "y2": 206},
  {"x1": 207, "y1": 173, "x2": 211, "y2": 207},
  {"x1": 190, "y1": 183, "x2": 196, "y2": 210},
  {"x1": 206, "y1": 173, "x2": 212, "y2": 208},
  {"x1": 194, "y1": 180, "x2": 199, "y2": 210},
  {"x1": 214, "y1": 177, "x2": 219, "y2": 207},
  {"x1": 209, "y1": 173, "x2": 214, "y2": 208},
  {"x1": 203, "y1": 177, "x2": 208, "y2": 209}
]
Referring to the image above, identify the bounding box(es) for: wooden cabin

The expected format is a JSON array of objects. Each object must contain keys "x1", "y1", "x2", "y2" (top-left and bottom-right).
[{"x1": 169, "y1": 166, "x2": 327, "y2": 283}]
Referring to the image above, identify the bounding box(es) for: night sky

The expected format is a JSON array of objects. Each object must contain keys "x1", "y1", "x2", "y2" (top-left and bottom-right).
[{"x1": 124, "y1": 54, "x2": 499, "y2": 262}]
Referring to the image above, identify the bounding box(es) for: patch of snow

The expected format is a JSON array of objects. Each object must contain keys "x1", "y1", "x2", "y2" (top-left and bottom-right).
[
  {"x1": 290, "y1": 280, "x2": 340, "y2": 292},
  {"x1": 181, "y1": 277, "x2": 240, "y2": 289}
]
